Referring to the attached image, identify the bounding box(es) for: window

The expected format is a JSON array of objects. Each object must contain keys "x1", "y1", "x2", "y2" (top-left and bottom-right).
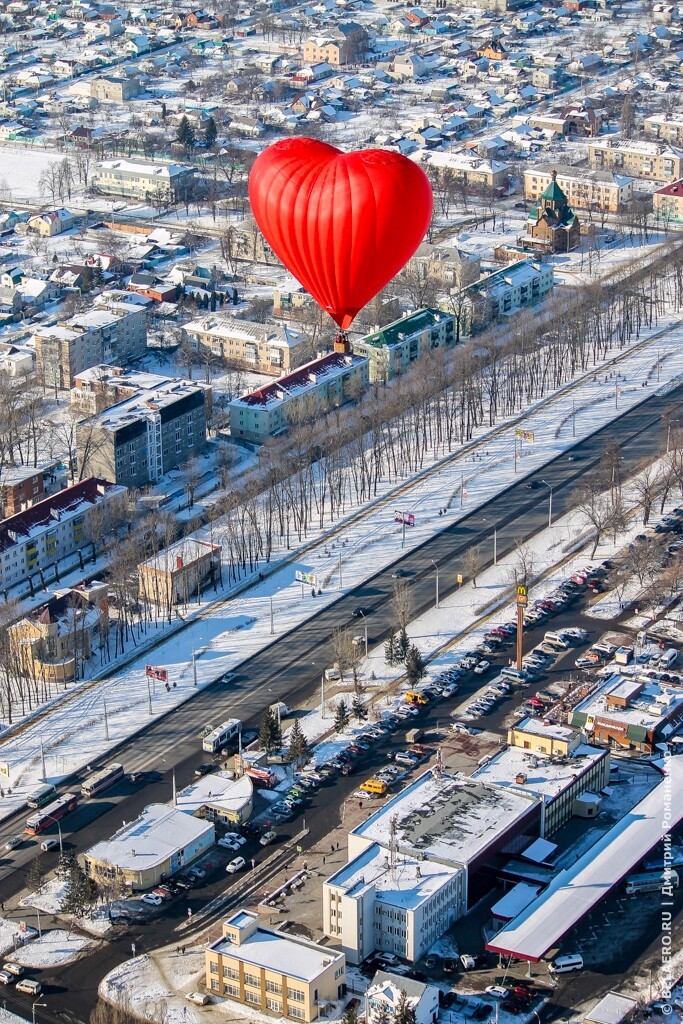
[
  {"x1": 266, "y1": 981, "x2": 282, "y2": 994},
  {"x1": 288, "y1": 989, "x2": 305, "y2": 1003},
  {"x1": 223, "y1": 965, "x2": 239, "y2": 980},
  {"x1": 223, "y1": 983, "x2": 240, "y2": 997},
  {"x1": 211, "y1": 979, "x2": 219, "y2": 992},
  {"x1": 245, "y1": 991, "x2": 261, "y2": 1005},
  {"x1": 266, "y1": 998, "x2": 282, "y2": 1012},
  {"x1": 210, "y1": 962, "x2": 219, "y2": 975},
  {"x1": 288, "y1": 1007, "x2": 306, "y2": 1020},
  {"x1": 244, "y1": 973, "x2": 260, "y2": 988}
]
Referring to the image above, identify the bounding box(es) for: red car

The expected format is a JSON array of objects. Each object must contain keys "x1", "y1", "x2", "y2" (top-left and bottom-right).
[
  {"x1": 512, "y1": 987, "x2": 532, "y2": 1003},
  {"x1": 527, "y1": 696, "x2": 545, "y2": 709}
]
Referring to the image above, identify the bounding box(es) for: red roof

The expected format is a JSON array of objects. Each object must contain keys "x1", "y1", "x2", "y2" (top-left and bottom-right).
[
  {"x1": 656, "y1": 178, "x2": 683, "y2": 197},
  {"x1": 0, "y1": 478, "x2": 116, "y2": 553}
]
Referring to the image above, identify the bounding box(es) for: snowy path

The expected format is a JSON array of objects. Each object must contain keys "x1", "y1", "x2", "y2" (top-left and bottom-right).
[{"x1": 0, "y1": 319, "x2": 681, "y2": 821}]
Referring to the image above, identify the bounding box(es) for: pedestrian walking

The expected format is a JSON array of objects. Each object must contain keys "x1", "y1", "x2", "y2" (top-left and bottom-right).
[
  {"x1": 323, "y1": 856, "x2": 326, "y2": 865},
  {"x1": 336, "y1": 842, "x2": 340, "y2": 851},
  {"x1": 331, "y1": 843, "x2": 334, "y2": 854}
]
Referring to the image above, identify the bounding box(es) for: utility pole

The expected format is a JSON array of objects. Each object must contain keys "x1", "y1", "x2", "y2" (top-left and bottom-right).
[
  {"x1": 103, "y1": 697, "x2": 109, "y2": 742},
  {"x1": 320, "y1": 672, "x2": 325, "y2": 719},
  {"x1": 460, "y1": 473, "x2": 464, "y2": 508},
  {"x1": 572, "y1": 398, "x2": 576, "y2": 437},
  {"x1": 192, "y1": 649, "x2": 198, "y2": 687},
  {"x1": 147, "y1": 678, "x2": 152, "y2": 716},
  {"x1": 516, "y1": 585, "x2": 527, "y2": 671},
  {"x1": 542, "y1": 480, "x2": 553, "y2": 528},
  {"x1": 339, "y1": 550, "x2": 343, "y2": 588},
  {"x1": 40, "y1": 741, "x2": 46, "y2": 781},
  {"x1": 269, "y1": 595, "x2": 274, "y2": 635},
  {"x1": 431, "y1": 559, "x2": 439, "y2": 609}
]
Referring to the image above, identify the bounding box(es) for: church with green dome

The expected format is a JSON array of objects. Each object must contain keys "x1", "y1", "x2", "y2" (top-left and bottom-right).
[{"x1": 525, "y1": 170, "x2": 581, "y2": 254}]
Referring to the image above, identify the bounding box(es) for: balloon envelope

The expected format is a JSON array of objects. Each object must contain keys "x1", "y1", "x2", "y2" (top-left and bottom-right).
[{"x1": 248, "y1": 138, "x2": 433, "y2": 330}]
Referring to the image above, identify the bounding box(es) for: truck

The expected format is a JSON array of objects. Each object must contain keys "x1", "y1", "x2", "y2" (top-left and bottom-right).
[
  {"x1": 269, "y1": 702, "x2": 292, "y2": 720},
  {"x1": 406, "y1": 727, "x2": 424, "y2": 743}
]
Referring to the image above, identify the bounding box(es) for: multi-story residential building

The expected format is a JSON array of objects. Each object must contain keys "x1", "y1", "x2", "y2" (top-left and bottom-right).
[
  {"x1": 205, "y1": 911, "x2": 346, "y2": 1022},
  {"x1": 183, "y1": 315, "x2": 307, "y2": 376},
  {"x1": 588, "y1": 139, "x2": 683, "y2": 182},
  {"x1": 32, "y1": 296, "x2": 148, "y2": 390},
  {"x1": 472, "y1": 718, "x2": 610, "y2": 836},
  {"x1": 411, "y1": 243, "x2": 481, "y2": 289},
  {"x1": 323, "y1": 769, "x2": 541, "y2": 964},
  {"x1": 92, "y1": 159, "x2": 196, "y2": 200},
  {"x1": 9, "y1": 581, "x2": 108, "y2": 684},
  {"x1": 0, "y1": 460, "x2": 67, "y2": 517},
  {"x1": 353, "y1": 308, "x2": 456, "y2": 383},
  {"x1": 653, "y1": 178, "x2": 683, "y2": 223},
  {"x1": 90, "y1": 76, "x2": 140, "y2": 102},
  {"x1": 471, "y1": 259, "x2": 554, "y2": 322},
  {"x1": 523, "y1": 165, "x2": 633, "y2": 213},
  {"x1": 422, "y1": 150, "x2": 510, "y2": 190},
  {"x1": 303, "y1": 23, "x2": 368, "y2": 66},
  {"x1": 76, "y1": 380, "x2": 208, "y2": 487},
  {"x1": 644, "y1": 113, "x2": 683, "y2": 145},
  {"x1": 138, "y1": 538, "x2": 222, "y2": 607},
  {"x1": 0, "y1": 478, "x2": 126, "y2": 592},
  {"x1": 229, "y1": 350, "x2": 369, "y2": 446},
  {"x1": 71, "y1": 365, "x2": 212, "y2": 419}
]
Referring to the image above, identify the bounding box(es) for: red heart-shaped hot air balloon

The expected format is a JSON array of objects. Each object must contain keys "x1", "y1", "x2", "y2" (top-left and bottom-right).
[{"x1": 248, "y1": 138, "x2": 433, "y2": 330}]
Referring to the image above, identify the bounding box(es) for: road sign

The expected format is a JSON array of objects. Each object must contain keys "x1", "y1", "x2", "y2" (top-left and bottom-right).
[
  {"x1": 516, "y1": 585, "x2": 528, "y2": 607},
  {"x1": 146, "y1": 665, "x2": 168, "y2": 682},
  {"x1": 457, "y1": 574, "x2": 463, "y2": 584},
  {"x1": 394, "y1": 511, "x2": 415, "y2": 526},
  {"x1": 296, "y1": 844, "x2": 303, "y2": 853},
  {"x1": 0, "y1": 763, "x2": 9, "y2": 778},
  {"x1": 295, "y1": 570, "x2": 317, "y2": 586}
]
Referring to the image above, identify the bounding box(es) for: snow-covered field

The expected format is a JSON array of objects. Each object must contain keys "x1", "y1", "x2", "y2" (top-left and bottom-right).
[
  {"x1": 0, "y1": 147, "x2": 72, "y2": 202},
  {"x1": 7, "y1": 928, "x2": 96, "y2": 967},
  {"x1": 0, "y1": 313, "x2": 681, "y2": 822}
]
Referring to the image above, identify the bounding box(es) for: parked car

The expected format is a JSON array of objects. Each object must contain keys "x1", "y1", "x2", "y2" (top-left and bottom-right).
[
  {"x1": 0, "y1": 971, "x2": 13, "y2": 986},
  {"x1": 260, "y1": 830, "x2": 278, "y2": 846},
  {"x1": 424, "y1": 953, "x2": 441, "y2": 969},
  {"x1": 1, "y1": 964, "x2": 23, "y2": 978},
  {"x1": 460, "y1": 954, "x2": 476, "y2": 970},
  {"x1": 226, "y1": 856, "x2": 246, "y2": 873},
  {"x1": 195, "y1": 763, "x2": 216, "y2": 778},
  {"x1": 486, "y1": 987, "x2": 510, "y2": 1000},
  {"x1": 141, "y1": 893, "x2": 163, "y2": 906},
  {"x1": 443, "y1": 957, "x2": 458, "y2": 973}
]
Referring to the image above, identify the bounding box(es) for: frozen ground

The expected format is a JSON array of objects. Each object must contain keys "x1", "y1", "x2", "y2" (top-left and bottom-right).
[
  {"x1": 20, "y1": 876, "x2": 115, "y2": 938},
  {"x1": 0, "y1": 314, "x2": 681, "y2": 822},
  {"x1": 0, "y1": 918, "x2": 38, "y2": 958},
  {"x1": 6, "y1": 928, "x2": 96, "y2": 967},
  {"x1": 0, "y1": 147, "x2": 70, "y2": 202}
]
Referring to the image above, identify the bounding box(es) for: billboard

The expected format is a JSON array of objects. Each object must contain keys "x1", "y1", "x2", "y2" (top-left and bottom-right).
[
  {"x1": 394, "y1": 511, "x2": 415, "y2": 526},
  {"x1": 515, "y1": 428, "x2": 535, "y2": 442},
  {"x1": 145, "y1": 665, "x2": 168, "y2": 682},
  {"x1": 295, "y1": 570, "x2": 317, "y2": 586}
]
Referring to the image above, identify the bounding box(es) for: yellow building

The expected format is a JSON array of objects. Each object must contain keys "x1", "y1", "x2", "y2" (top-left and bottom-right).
[
  {"x1": 206, "y1": 911, "x2": 346, "y2": 1022},
  {"x1": 138, "y1": 539, "x2": 222, "y2": 608},
  {"x1": 507, "y1": 717, "x2": 576, "y2": 756}
]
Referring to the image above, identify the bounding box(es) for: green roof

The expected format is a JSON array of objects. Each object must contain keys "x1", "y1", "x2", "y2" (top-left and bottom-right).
[
  {"x1": 541, "y1": 177, "x2": 567, "y2": 203},
  {"x1": 362, "y1": 308, "x2": 447, "y2": 349}
]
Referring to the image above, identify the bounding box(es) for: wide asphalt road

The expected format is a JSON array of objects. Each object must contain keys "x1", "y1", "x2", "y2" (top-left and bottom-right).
[{"x1": 0, "y1": 381, "x2": 681, "y2": 1024}]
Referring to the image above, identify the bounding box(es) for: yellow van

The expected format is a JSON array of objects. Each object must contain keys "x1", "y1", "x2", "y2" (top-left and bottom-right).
[
  {"x1": 360, "y1": 778, "x2": 388, "y2": 797},
  {"x1": 406, "y1": 691, "x2": 429, "y2": 705}
]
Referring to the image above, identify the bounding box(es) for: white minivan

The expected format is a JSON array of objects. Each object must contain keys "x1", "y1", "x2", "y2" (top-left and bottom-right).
[
  {"x1": 548, "y1": 953, "x2": 583, "y2": 974},
  {"x1": 544, "y1": 631, "x2": 570, "y2": 649},
  {"x1": 660, "y1": 648, "x2": 679, "y2": 669}
]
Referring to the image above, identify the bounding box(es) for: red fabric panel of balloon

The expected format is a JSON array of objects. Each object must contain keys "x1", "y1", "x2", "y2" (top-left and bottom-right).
[{"x1": 248, "y1": 138, "x2": 434, "y2": 329}]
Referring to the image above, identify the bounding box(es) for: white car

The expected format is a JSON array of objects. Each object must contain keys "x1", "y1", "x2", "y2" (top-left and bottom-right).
[
  {"x1": 141, "y1": 893, "x2": 163, "y2": 906},
  {"x1": 485, "y1": 986, "x2": 509, "y2": 1000},
  {"x1": 40, "y1": 838, "x2": 60, "y2": 852},
  {"x1": 226, "y1": 856, "x2": 246, "y2": 873},
  {"x1": 4, "y1": 836, "x2": 22, "y2": 852},
  {"x1": 452, "y1": 723, "x2": 475, "y2": 735},
  {"x1": 351, "y1": 635, "x2": 365, "y2": 647},
  {"x1": 218, "y1": 837, "x2": 241, "y2": 851},
  {"x1": 2, "y1": 964, "x2": 23, "y2": 978},
  {"x1": 224, "y1": 832, "x2": 247, "y2": 847},
  {"x1": 0, "y1": 971, "x2": 13, "y2": 986},
  {"x1": 460, "y1": 954, "x2": 476, "y2": 970},
  {"x1": 473, "y1": 660, "x2": 490, "y2": 675}
]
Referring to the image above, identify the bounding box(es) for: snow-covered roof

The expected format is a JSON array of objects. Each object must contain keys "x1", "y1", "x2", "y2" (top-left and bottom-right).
[
  {"x1": 175, "y1": 772, "x2": 252, "y2": 817},
  {"x1": 139, "y1": 537, "x2": 220, "y2": 574},
  {"x1": 490, "y1": 882, "x2": 542, "y2": 921},
  {"x1": 586, "y1": 993, "x2": 638, "y2": 1024},
  {"x1": 86, "y1": 803, "x2": 214, "y2": 872},
  {"x1": 471, "y1": 743, "x2": 607, "y2": 802},
  {"x1": 352, "y1": 770, "x2": 540, "y2": 867},
  {"x1": 95, "y1": 158, "x2": 194, "y2": 178},
  {"x1": 486, "y1": 757, "x2": 683, "y2": 961},
  {"x1": 325, "y1": 841, "x2": 461, "y2": 910},
  {"x1": 209, "y1": 924, "x2": 344, "y2": 981},
  {"x1": 183, "y1": 314, "x2": 305, "y2": 350}
]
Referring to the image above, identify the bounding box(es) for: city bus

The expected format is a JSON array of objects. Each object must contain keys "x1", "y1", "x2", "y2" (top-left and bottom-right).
[
  {"x1": 24, "y1": 793, "x2": 78, "y2": 835},
  {"x1": 81, "y1": 763, "x2": 125, "y2": 798},
  {"x1": 202, "y1": 718, "x2": 242, "y2": 754},
  {"x1": 625, "y1": 870, "x2": 679, "y2": 895},
  {"x1": 26, "y1": 784, "x2": 57, "y2": 810}
]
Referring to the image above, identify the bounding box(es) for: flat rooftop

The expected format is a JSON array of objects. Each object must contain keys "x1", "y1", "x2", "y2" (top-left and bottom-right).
[
  {"x1": 352, "y1": 770, "x2": 539, "y2": 867},
  {"x1": 472, "y1": 743, "x2": 607, "y2": 801},
  {"x1": 210, "y1": 927, "x2": 343, "y2": 982},
  {"x1": 326, "y1": 841, "x2": 461, "y2": 910},
  {"x1": 175, "y1": 772, "x2": 252, "y2": 818},
  {"x1": 486, "y1": 757, "x2": 683, "y2": 961},
  {"x1": 86, "y1": 803, "x2": 213, "y2": 872},
  {"x1": 574, "y1": 674, "x2": 683, "y2": 731}
]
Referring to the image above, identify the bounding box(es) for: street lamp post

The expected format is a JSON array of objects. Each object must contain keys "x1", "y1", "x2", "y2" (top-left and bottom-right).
[
  {"x1": 32, "y1": 1001, "x2": 46, "y2": 1024},
  {"x1": 269, "y1": 595, "x2": 274, "y2": 636},
  {"x1": 482, "y1": 518, "x2": 497, "y2": 566},
  {"x1": 431, "y1": 560, "x2": 439, "y2": 609},
  {"x1": 541, "y1": 480, "x2": 553, "y2": 528},
  {"x1": 359, "y1": 611, "x2": 368, "y2": 657}
]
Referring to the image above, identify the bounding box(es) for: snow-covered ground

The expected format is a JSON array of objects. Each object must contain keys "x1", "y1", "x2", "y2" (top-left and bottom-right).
[
  {"x1": 6, "y1": 928, "x2": 96, "y2": 967},
  {"x1": 0, "y1": 315, "x2": 681, "y2": 822},
  {"x1": 20, "y1": 876, "x2": 115, "y2": 938},
  {"x1": 0, "y1": 918, "x2": 38, "y2": 959}
]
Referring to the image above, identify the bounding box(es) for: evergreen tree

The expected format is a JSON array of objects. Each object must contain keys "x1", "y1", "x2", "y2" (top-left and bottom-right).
[
  {"x1": 176, "y1": 114, "x2": 196, "y2": 153},
  {"x1": 405, "y1": 645, "x2": 426, "y2": 685},
  {"x1": 204, "y1": 115, "x2": 218, "y2": 148},
  {"x1": 61, "y1": 857, "x2": 99, "y2": 935},
  {"x1": 259, "y1": 707, "x2": 277, "y2": 753},
  {"x1": 81, "y1": 264, "x2": 94, "y2": 292},
  {"x1": 92, "y1": 256, "x2": 103, "y2": 288},
  {"x1": 395, "y1": 627, "x2": 410, "y2": 664},
  {"x1": 373, "y1": 1003, "x2": 392, "y2": 1024},
  {"x1": 384, "y1": 631, "x2": 397, "y2": 667},
  {"x1": 342, "y1": 1006, "x2": 361, "y2": 1024},
  {"x1": 288, "y1": 719, "x2": 309, "y2": 767},
  {"x1": 351, "y1": 694, "x2": 367, "y2": 722},
  {"x1": 334, "y1": 698, "x2": 350, "y2": 733},
  {"x1": 394, "y1": 991, "x2": 417, "y2": 1024}
]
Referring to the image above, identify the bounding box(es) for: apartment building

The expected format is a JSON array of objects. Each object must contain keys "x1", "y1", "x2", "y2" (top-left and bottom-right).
[
  {"x1": 76, "y1": 381, "x2": 208, "y2": 487},
  {"x1": 653, "y1": 178, "x2": 683, "y2": 223},
  {"x1": 71, "y1": 365, "x2": 212, "y2": 419},
  {"x1": 588, "y1": 139, "x2": 683, "y2": 182},
  {"x1": 411, "y1": 243, "x2": 481, "y2": 289},
  {"x1": 183, "y1": 314, "x2": 307, "y2": 376},
  {"x1": 92, "y1": 159, "x2": 196, "y2": 200},
  {"x1": 229, "y1": 351, "x2": 369, "y2": 445},
  {"x1": 472, "y1": 259, "x2": 554, "y2": 321},
  {"x1": 32, "y1": 296, "x2": 147, "y2": 390},
  {"x1": 138, "y1": 538, "x2": 222, "y2": 607},
  {"x1": 303, "y1": 23, "x2": 368, "y2": 66},
  {"x1": 644, "y1": 113, "x2": 683, "y2": 145},
  {"x1": 90, "y1": 75, "x2": 140, "y2": 102},
  {"x1": 0, "y1": 478, "x2": 126, "y2": 592},
  {"x1": 9, "y1": 581, "x2": 108, "y2": 684},
  {"x1": 523, "y1": 165, "x2": 633, "y2": 213},
  {"x1": 353, "y1": 308, "x2": 456, "y2": 382},
  {"x1": 0, "y1": 460, "x2": 66, "y2": 517},
  {"x1": 423, "y1": 150, "x2": 510, "y2": 190},
  {"x1": 206, "y1": 911, "x2": 346, "y2": 1022}
]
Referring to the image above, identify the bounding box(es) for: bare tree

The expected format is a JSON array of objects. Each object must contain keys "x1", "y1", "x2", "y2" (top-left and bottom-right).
[
  {"x1": 391, "y1": 579, "x2": 412, "y2": 632},
  {"x1": 463, "y1": 544, "x2": 483, "y2": 587}
]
